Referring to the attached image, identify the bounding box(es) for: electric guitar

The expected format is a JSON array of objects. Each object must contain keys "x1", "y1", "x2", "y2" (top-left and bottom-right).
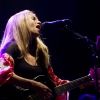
[{"x1": 15, "y1": 74, "x2": 92, "y2": 100}]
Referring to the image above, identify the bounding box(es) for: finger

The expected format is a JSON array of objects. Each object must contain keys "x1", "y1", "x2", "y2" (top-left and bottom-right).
[{"x1": 44, "y1": 91, "x2": 53, "y2": 99}]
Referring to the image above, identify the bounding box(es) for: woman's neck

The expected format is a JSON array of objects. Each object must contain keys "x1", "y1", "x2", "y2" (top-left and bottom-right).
[{"x1": 29, "y1": 39, "x2": 37, "y2": 56}]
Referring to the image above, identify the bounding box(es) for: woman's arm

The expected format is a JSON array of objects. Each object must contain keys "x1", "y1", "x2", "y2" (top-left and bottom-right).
[{"x1": 0, "y1": 53, "x2": 52, "y2": 99}]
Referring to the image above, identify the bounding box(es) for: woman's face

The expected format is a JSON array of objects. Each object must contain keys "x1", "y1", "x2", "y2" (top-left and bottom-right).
[{"x1": 26, "y1": 13, "x2": 41, "y2": 38}]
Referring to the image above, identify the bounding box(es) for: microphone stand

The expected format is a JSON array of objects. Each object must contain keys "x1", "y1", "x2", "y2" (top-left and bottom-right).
[{"x1": 64, "y1": 26, "x2": 100, "y2": 100}]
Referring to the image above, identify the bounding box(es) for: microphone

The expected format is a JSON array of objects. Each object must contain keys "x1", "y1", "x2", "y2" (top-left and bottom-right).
[{"x1": 42, "y1": 19, "x2": 72, "y2": 28}]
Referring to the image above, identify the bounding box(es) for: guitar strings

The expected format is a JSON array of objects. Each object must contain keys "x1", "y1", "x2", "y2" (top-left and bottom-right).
[{"x1": 28, "y1": 93, "x2": 43, "y2": 100}]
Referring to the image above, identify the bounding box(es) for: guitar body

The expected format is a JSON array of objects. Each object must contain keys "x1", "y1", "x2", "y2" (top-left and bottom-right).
[
  {"x1": 15, "y1": 74, "x2": 92, "y2": 100},
  {"x1": 16, "y1": 75, "x2": 56, "y2": 100},
  {"x1": 34, "y1": 75, "x2": 56, "y2": 92}
]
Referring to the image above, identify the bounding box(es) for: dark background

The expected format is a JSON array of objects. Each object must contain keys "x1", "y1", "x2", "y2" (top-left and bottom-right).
[{"x1": 0, "y1": 0, "x2": 100, "y2": 99}]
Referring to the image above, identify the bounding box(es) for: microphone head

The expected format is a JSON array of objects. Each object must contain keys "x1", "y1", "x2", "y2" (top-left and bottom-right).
[{"x1": 42, "y1": 19, "x2": 72, "y2": 29}]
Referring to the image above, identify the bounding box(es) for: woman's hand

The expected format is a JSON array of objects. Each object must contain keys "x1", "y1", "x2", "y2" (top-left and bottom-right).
[{"x1": 32, "y1": 80, "x2": 53, "y2": 100}]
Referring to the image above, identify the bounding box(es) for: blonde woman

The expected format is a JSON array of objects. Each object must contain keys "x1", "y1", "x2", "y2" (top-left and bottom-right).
[{"x1": 0, "y1": 10, "x2": 95, "y2": 100}]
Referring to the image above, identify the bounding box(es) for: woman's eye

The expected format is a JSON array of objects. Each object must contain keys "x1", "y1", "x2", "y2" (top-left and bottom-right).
[{"x1": 32, "y1": 17, "x2": 36, "y2": 20}]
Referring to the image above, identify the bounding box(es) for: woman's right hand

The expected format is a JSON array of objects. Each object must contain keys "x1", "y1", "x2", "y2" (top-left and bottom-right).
[{"x1": 33, "y1": 81, "x2": 53, "y2": 100}]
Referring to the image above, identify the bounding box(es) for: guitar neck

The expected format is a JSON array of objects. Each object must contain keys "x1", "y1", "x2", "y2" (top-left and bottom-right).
[{"x1": 54, "y1": 75, "x2": 92, "y2": 95}]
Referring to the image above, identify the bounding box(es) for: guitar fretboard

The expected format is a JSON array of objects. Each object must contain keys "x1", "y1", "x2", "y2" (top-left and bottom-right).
[{"x1": 54, "y1": 75, "x2": 92, "y2": 95}]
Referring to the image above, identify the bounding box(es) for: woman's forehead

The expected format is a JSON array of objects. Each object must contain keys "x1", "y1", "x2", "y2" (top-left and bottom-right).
[{"x1": 28, "y1": 13, "x2": 37, "y2": 18}]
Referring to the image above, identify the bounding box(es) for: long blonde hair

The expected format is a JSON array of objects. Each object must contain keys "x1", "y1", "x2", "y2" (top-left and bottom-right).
[{"x1": 0, "y1": 10, "x2": 50, "y2": 69}]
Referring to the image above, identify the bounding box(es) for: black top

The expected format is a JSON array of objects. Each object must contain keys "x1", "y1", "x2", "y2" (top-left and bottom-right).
[
  {"x1": 0, "y1": 42, "x2": 46, "y2": 100},
  {"x1": 3, "y1": 42, "x2": 45, "y2": 78}
]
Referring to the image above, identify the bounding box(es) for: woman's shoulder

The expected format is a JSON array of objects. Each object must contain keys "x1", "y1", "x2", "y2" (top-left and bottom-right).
[
  {"x1": 1, "y1": 42, "x2": 20, "y2": 57},
  {"x1": 7, "y1": 42, "x2": 19, "y2": 51},
  {"x1": 6, "y1": 42, "x2": 18, "y2": 48}
]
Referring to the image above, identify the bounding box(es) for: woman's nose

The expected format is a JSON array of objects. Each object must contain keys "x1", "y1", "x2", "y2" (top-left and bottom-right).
[{"x1": 38, "y1": 20, "x2": 42, "y2": 25}]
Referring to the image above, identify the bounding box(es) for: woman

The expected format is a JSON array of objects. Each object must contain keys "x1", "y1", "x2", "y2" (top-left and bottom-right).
[{"x1": 0, "y1": 10, "x2": 94, "y2": 100}]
